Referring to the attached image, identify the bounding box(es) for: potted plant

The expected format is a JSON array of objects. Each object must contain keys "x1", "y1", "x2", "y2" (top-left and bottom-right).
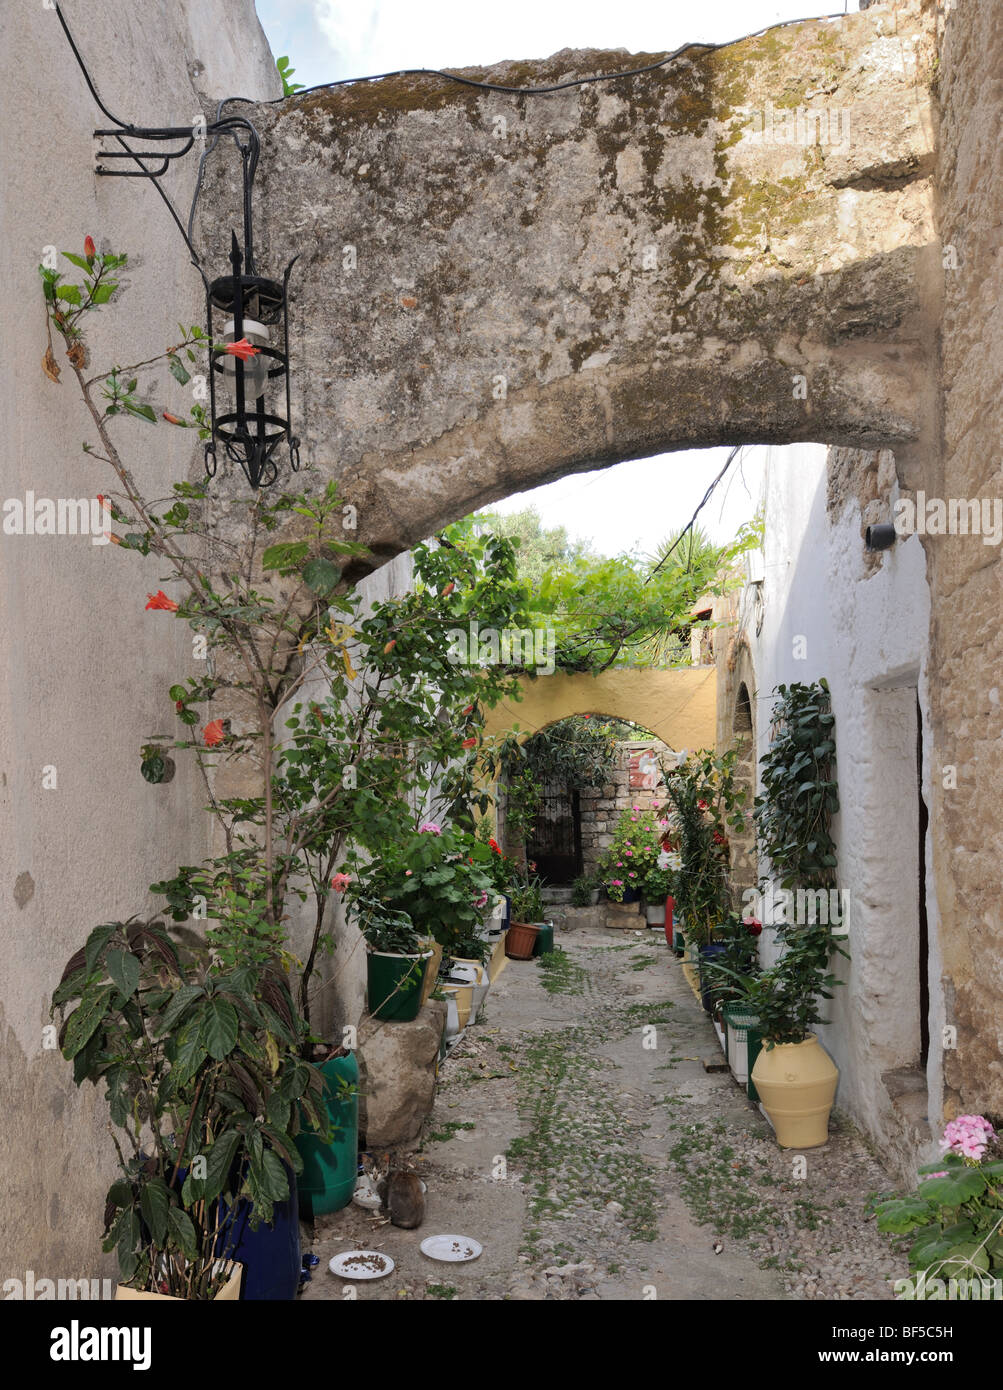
[
  {"x1": 875, "y1": 1116, "x2": 1003, "y2": 1298},
  {"x1": 710, "y1": 921, "x2": 844, "y2": 1146},
  {"x1": 346, "y1": 892, "x2": 431, "y2": 1022},
  {"x1": 571, "y1": 874, "x2": 598, "y2": 908},
  {"x1": 50, "y1": 917, "x2": 327, "y2": 1301},
  {"x1": 506, "y1": 875, "x2": 544, "y2": 958},
  {"x1": 663, "y1": 749, "x2": 747, "y2": 1001},
  {"x1": 602, "y1": 805, "x2": 663, "y2": 904}
]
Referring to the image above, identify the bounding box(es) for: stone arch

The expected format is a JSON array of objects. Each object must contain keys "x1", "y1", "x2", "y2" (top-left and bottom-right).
[
  {"x1": 481, "y1": 667, "x2": 716, "y2": 753},
  {"x1": 201, "y1": 4, "x2": 938, "y2": 568}
]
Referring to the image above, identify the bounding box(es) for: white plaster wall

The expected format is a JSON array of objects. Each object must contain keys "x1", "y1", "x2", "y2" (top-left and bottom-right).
[
  {"x1": 285, "y1": 551, "x2": 416, "y2": 1042},
  {"x1": 0, "y1": 0, "x2": 278, "y2": 1282},
  {"x1": 749, "y1": 445, "x2": 938, "y2": 1178}
]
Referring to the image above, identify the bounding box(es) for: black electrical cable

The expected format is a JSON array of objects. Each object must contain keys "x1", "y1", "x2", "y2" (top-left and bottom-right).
[
  {"x1": 55, "y1": 0, "x2": 850, "y2": 267},
  {"x1": 216, "y1": 9, "x2": 848, "y2": 109},
  {"x1": 646, "y1": 446, "x2": 743, "y2": 582}
]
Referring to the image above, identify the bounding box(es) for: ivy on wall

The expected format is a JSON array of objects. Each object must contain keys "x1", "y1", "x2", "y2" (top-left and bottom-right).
[{"x1": 754, "y1": 679, "x2": 839, "y2": 890}]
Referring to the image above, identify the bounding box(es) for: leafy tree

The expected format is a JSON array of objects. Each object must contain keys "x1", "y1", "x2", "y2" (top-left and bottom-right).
[{"x1": 465, "y1": 505, "x2": 596, "y2": 587}]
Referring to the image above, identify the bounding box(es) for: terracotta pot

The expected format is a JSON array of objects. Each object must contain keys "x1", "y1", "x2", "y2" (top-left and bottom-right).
[
  {"x1": 751, "y1": 1034, "x2": 838, "y2": 1148},
  {"x1": 505, "y1": 922, "x2": 540, "y2": 959}
]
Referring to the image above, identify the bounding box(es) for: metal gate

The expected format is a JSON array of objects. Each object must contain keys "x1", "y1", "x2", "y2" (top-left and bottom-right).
[{"x1": 526, "y1": 781, "x2": 582, "y2": 886}]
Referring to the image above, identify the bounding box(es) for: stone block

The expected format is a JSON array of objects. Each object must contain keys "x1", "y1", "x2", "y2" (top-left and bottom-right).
[{"x1": 357, "y1": 1001, "x2": 445, "y2": 1149}]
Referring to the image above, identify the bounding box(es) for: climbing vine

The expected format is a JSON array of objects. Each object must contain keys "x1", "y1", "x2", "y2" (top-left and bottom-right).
[{"x1": 754, "y1": 679, "x2": 839, "y2": 890}]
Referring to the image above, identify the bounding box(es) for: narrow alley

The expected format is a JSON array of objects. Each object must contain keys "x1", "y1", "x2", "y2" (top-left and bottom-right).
[{"x1": 304, "y1": 926, "x2": 899, "y2": 1302}]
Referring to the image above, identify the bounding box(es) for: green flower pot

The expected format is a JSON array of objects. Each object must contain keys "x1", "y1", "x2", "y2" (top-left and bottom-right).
[
  {"x1": 295, "y1": 1051, "x2": 359, "y2": 1217},
  {"x1": 367, "y1": 950, "x2": 430, "y2": 1022},
  {"x1": 532, "y1": 922, "x2": 554, "y2": 956}
]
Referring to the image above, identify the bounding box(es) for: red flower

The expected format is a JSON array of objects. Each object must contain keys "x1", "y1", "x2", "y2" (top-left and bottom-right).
[
  {"x1": 383, "y1": 639, "x2": 397, "y2": 653},
  {"x1": 145, "y1": 590, "x2": 179, "y2": 612},
  {"x1": 744, "y1": 917, "x2": 763, "y2": 937},
  {"x1": 84, "y1": 235, "x2": 96, "y2": 263},
  {"x1": 330, "y1": 873, "x2": 351, "y2": 892},
  {"x1": 162, "y1": 411, "x2": 185, "y2": 426},
  {"x1": 441, "y1": 581, "x2": 455, "y2": 597},
  {"x1": 203, "y1": 719, "x2": 225, "y2": 748},
  {"x1": 175, "y1": 700, "x2": 185, "y2": 713},
  {"x1": 488, "y1": 838, "x2": 501, "y2": 854},
  {"x1": 224, "y1": 338, "x2": 260, "y2": 362},
  {"x1": 462, "y1": 737, "x2": 477, "y2": 749},
  {"x1": 697, "y1": 799, "x2": 708, "y2": 811},
  {"x1": 463, "y1": 704, "x2": 474, "y2": 715}
]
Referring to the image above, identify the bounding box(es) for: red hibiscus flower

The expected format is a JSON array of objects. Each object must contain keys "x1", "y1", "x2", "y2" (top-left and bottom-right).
[
  {"x1": 744, "y1": 917, "x2": 763, "y2": 937},
  {"x1": 84, "y1": 235, "x2": 96, "y2": 263},
  {"x1": 203, "y1": 719, "x2": 225, "y2": 748},
  {"x1": 330, "y1": 873, "x2": 351, "y2": 892},
  {"x1": 162, "y1": 412, "x2": 185, "y2": 426},
  {"x1": 145, "y1": 590, "x2": 179, "y2": 612},
  {"x1": 224, "y1": 338, "x2": 261, "y2": 361},
  {"x1": 462, "y1": 737, "x2": 477, "y2": 749},
  {"x1": 488, "y1": 838, "x2": 501, "y2": 854},
  {"x1": 383, "y1": 639, "x2": 397, "y2": 653}
]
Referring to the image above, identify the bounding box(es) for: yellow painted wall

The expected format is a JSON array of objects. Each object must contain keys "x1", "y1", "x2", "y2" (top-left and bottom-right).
[{"x1": 481, "y1": 667, "x2": 717, "y2": 751}]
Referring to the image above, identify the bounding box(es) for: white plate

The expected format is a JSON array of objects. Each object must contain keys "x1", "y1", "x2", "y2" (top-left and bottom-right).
[
  {"x1": 420, "y1": 1234, "x2": 482, "y2": 1263},
  {"x1": 328, "y1": 1250, "x2": 395, "y2": 1280}
]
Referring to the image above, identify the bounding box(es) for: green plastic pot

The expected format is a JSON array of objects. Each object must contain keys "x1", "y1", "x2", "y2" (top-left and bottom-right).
[
  {"x1": 531, "y1": 922, "x2": 555, "y2": 956},
  {"x1": 295, "y1": 1051, "x2": 360, "y2": 1218},
  {"x1": 367, "y1": 950, "x2": 430, "y2": 1022}
]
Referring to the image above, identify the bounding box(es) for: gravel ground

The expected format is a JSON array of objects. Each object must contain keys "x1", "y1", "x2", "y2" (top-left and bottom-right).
[{"x1": 303, "y1": 923, "x2": 905, "y2": 1301}]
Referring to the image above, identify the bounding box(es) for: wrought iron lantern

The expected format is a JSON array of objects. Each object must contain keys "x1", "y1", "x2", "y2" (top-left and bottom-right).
[
  {"x1": 205, "y1": 233, "x2": 300, "y2": 490},
  {"x1": 57, "y1": 1, "x2": 300, "y2": 490}
]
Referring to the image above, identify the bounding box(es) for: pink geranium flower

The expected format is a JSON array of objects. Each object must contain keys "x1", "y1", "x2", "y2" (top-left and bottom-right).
[
  {"x1": 419, "y1": 821, "x2": 442, "y2": 835},
  {"x1": 330, "y1": 873, "x2": 351, "y2": 892}
]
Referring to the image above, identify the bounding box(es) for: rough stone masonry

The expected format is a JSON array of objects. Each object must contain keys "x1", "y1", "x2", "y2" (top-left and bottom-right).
[{"x1": 198, "y1": 0, "x2": 939, "y2": 567}]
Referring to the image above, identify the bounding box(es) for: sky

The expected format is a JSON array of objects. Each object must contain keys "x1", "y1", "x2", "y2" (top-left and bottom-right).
[{"x1": 254, "y1": 0, "x2": 860, "y2": 556}]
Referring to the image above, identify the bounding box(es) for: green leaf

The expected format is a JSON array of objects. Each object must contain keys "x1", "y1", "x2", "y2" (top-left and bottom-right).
[
  {"x1": 168, "y1": 356, "x2": 191, "y2": 385},
  {"x1": 63, "y1": 983, "x2": 115, "y2": 1059},
  {"x1": 203, "y1": 1129, "x2": 241, "y2": 1202},
  {"x1": 166, "y1": 1206, "x2": 198, "y2": 1259},
  {"x1": 168, "y1": 685, "x2": 188, "y2": 703},
  {"x1": 302, "y1": 556, "x2": 341, "y2": 597},
  {"x1": 875, "y1": 1196, "x2": 933, "y2": 1233},
  {"x1": 141, "y1": 755, "x2": 166, "y2": 784},
  {"x1": 124, "y1": 401, "x2": 157, "y2": 423},
  {"x1": 261, "y1": 541, "x2": 310, "y2": 575},
  {"x1": 61, "y1": 253, "x2": 92, "y2": 271},
  {"x1": 56, "y1": 284, "x2": 82, "y2": 304},
  {"x1": 105, "y1": 949, "x2": 141, "y2": 1000},
  {"x1": 156, "y1": 983, "x2": 204, "y2": 1035},
  {"x1": 920, "y1": 1170, "x2": 987, "y2": 1206},
  {"x1": 140, "y1": 1179, "x2": 169, "y2": 1246},
  {"x1": 259, "y1": 1148, "x2": 290, "y2": 1202},
  {"x1": 201, "y1": 997, "x2": 239, "y2": 1060},
  {"x1": 91, "y1": 283, "x2": 116, "y2": 305},
  {"x1": 84, "y1": 923, "x2": 118, "y2": 974}
]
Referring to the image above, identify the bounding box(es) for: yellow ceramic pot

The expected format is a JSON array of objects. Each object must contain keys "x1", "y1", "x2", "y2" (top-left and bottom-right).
[
  {"x1": 419, "y1": 940, "x2": 443, "y2": 1004},
  {"x1": 751, "y1": 1035, "x2": 838, "y2": 1148}
]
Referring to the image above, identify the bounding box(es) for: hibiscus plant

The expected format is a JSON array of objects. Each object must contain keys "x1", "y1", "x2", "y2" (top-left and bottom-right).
[{"x1": 40, "y1": 240, "x2": 532, "y2": 1048}]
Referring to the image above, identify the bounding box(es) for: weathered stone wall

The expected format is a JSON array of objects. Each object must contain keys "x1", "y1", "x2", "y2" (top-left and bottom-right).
[
  {"x1": 197, "y1": 2, "x2": 939, "y2": 569},
  {"x1": 930, "y1": 0, "x2": 1003, "y2": 1120},
  {"x1": 0, "y1": 0, "x2": 279, "y2": 1291},
  {"x1": 578, "y1": 740, "x2": 671, "y2": 879}
]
